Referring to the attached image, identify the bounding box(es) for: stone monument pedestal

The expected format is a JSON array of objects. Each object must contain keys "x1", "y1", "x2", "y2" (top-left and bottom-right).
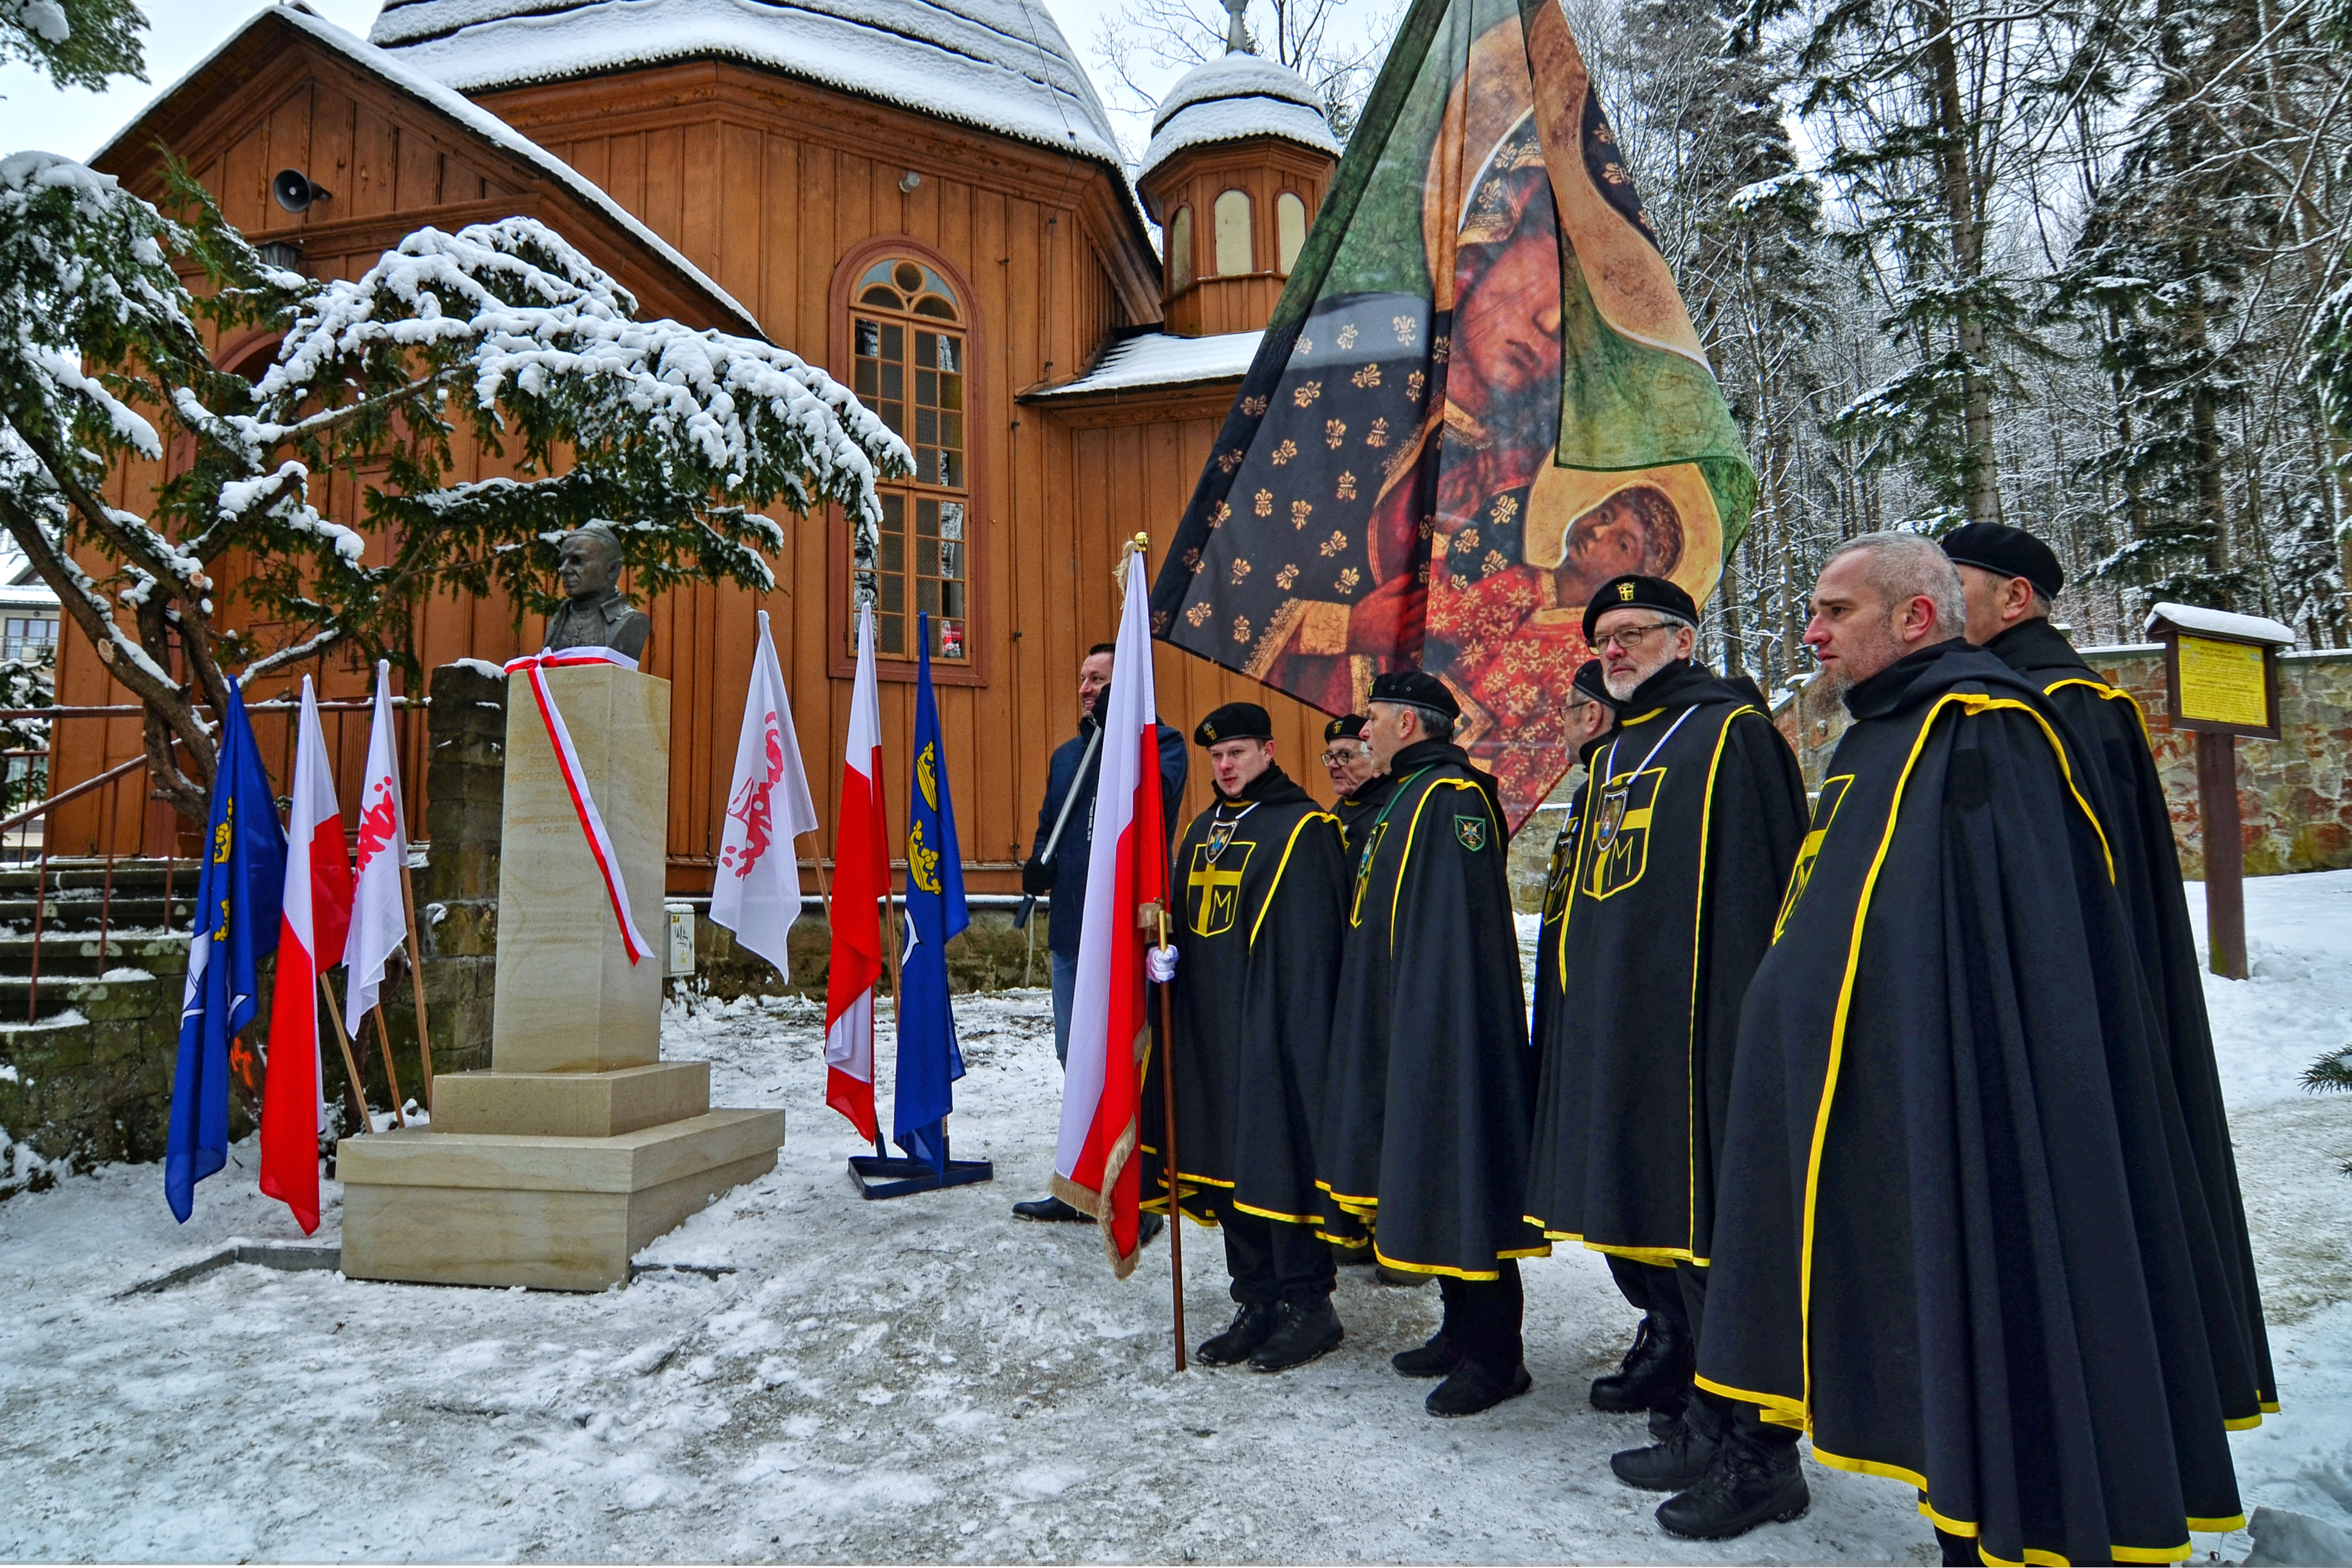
[{"x1": 338, "y1": 663, "x2": 784, "y2": 1292}]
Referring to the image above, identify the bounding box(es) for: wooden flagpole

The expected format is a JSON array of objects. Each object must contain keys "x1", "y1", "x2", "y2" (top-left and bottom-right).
[
  {"x1": 369, "y1": 1007, "x2": 409, "y2": 1128},
  {"x1": 396, "y1": 855, "x2": 435, "y2": 1105},
  {"x1": 1155, "y1": 903, "x2": 1185, "y2": 1372},
  {"x1": 318, "y1": 974, "x2": 371, "y2": 1135}
]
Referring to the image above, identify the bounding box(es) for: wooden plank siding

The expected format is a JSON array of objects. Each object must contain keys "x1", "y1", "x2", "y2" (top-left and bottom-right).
[{"x1": 58, "y1": 26, "x2": 1349, "y2": 897}]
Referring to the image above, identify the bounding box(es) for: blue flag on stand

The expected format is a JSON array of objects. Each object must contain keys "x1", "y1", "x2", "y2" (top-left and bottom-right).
[
  {"x1": 893, "y1": 614, "x2": 968, "y2": 1171},
  {"x1": 165, "y1": 681, "x2": 285, "y2": 1222}
]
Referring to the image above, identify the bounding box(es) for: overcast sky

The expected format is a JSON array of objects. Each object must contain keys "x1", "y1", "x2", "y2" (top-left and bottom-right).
[{"x1": 0, "y1": 0, "x2": 1165, "y2": 165}]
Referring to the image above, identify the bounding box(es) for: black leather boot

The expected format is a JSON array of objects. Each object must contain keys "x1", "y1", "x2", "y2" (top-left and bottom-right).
[
  {"x1": 1425, "y1": 1359, "x2": 1532, "y2": 1417},
  {"x1": 1589, "y1": 1313, "x2": 1694, "y2": 1413},
  {"x1": 1610, "y1": 1400, "x2": 1721, "y2": 1493},
  {"x1": 1196, "y1": 1302, "x2": 1281, "y2": 1366},
  {"x1": 1655, "y1": 1432, "x2": 1809, "y2": 1540},
  {"x1": 1389, "y1": 1332, "x2": 1462, "y2": 1378},
  {"x1": 1249, "y1": 1298, "x2": 1343, "y2": 1372}
]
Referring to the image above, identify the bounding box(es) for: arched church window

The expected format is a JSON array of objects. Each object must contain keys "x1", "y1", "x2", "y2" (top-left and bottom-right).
[
  {"x1": 1168, "y1": 205, "x2": 1195, "y2": 293},
  {"x1": 1213, "y1": 190, "x2": 1252, "y2": 276},
  {"x1": 852, "y1": 257, "x2": 969, "y2": 664},
  {"x1": 1277, "y1": 191, "x2": 1307, "y2": 275}
]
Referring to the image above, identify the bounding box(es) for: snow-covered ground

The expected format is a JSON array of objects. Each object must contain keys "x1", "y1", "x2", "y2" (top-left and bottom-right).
[{"x1": 2, "y1": 875, "x2": 2348, "y2": 1563}]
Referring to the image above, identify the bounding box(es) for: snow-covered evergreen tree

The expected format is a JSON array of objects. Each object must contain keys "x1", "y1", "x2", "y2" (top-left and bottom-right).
[
  {"x1": 0, "y1": 151, "x2": 910, "y2": 820},
  {"x1": 2, "y1": 0, "x2": 143, "y2": 92},
  {"x1": 2059, "y1": 0, "x2": 2279, "y2": 613},
  {"x1": 1603, "y1": 0, "x2": 1831, "y2": 684}
]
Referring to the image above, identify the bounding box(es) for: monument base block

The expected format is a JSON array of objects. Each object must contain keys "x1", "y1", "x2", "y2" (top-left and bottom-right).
[
  {"x1": 430, "y1": 1062, "x2": 711, "y2": 1138},
  {"x1": 337, "y1": 1107, "x2": 785, "y2": 1292}
]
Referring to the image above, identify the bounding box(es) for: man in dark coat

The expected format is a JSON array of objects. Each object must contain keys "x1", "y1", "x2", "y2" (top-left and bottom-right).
[
  {"x1": 1529, "y1": 661, "x2": 1618, "y2": 1008},
  {"x1": 1523, "y1": 579, "x2": 1809, "y2": 1500},
  {"x1": 1945, "y1": 521, "x2": 2276, "y2": 1439},
  {"x1": 1319, "y1": 669, "x2": 1549, "y2": 1418},
  {"x1": 1691, "y1": 532, "x2": 2250, "y2": 1560},
  {"x1": 1141, "y1": 702, "x2": 1353, "y2": 1372},
  {"x1": 1313, "y1": 710, "x2": 1381, "y2": 1268},
  {"x1": 1013, "y1": 642, "x2": 1187, "y2": 1223},
  {"x1": 1320, "y1": 714, "x2": 1380, "y2": 847}
]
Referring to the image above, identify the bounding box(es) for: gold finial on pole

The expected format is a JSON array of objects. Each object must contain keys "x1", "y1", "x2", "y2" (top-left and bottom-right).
[{"x1": 1115, "y1": 532, "x2": 1150, "y2": 596}]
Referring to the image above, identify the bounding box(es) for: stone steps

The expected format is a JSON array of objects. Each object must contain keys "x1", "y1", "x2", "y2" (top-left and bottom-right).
[{"x1": 0, "y1": 930, "x2": 190, "y2": 981}]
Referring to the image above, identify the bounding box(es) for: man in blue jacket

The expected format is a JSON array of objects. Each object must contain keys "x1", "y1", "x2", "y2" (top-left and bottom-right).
[{"x1": 1013, "y1": 642, "x2": 1190, "y2": 1222}]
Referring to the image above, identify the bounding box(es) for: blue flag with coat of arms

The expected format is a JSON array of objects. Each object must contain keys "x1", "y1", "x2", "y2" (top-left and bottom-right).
[
  {"x1": 165, "y1": 680, "x2": 286, "y2": 1221},
  {"x1": 893, "y1": 614, "x2": 967, "y2": 1171}
]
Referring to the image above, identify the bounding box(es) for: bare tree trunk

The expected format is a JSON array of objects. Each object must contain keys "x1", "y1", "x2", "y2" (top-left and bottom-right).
[{"x1": 1930, "y1": 8, "x2": 2001, "y2": 525}]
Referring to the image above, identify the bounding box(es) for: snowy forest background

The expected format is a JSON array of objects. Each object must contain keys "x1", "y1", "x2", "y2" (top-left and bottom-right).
[{"x1": 1098, "y1": 0, "x2": 2352, "y2": 674}]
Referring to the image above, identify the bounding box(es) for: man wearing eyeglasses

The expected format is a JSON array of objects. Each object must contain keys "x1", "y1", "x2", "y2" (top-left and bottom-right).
[
  {"x1": 1519, "y1": 574, "x2": 1809, "y2": 1517},
  {"x1": 1318, "y1": 714, "x2": 1380, "y2": 849}
]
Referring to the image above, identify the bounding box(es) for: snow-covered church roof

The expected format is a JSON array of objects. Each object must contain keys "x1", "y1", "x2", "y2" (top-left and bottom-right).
[
  {"x1": 368, "y1": 0, "x2": 1126, "y2": 169},
  {"x1": 1137, "y1": 53, "x2": 1339, "y2": 186},
  {"x1": 90, "y1": 5, "x2": 765, "y2": 337}
]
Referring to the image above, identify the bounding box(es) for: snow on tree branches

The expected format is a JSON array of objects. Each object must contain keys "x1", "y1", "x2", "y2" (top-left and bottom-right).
[
  {"x1": 0, "y1": 150, "x2": 911, "y2": 819},
  {"x1": 1, "y1": 0, "x2": 144, "y2": 92}
]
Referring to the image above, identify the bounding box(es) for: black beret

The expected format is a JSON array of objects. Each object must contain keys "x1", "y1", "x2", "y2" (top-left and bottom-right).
[
  {"x1": 1570, "y1": 659, "x2": 1617, "y2": 710},
  {"x1": 1941, "y1": 523, "x2": 2064, "y2": 601},
  {"x1": 1583, "y1": 574, "x2": 1700, "y2": 642},
  {"x1": 1194, "y1": 702, "x2": 1273, "y2": 747},
  {"x1": 1368, "y1": 669, "x2": 1460, "y2": 722},
  {"x1": 1324, "y1": 713, "x2": 1367, "y2": 743}
]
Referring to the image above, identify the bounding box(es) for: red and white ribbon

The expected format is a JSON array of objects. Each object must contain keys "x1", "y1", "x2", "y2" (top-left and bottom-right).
[{"x1": 504, "y1": 646, "x2": 652, "y2": 964}]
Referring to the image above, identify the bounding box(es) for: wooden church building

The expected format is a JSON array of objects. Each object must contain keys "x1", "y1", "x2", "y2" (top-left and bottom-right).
[{"x1": 58, "y1": 0, "x2": 1347, "y2": 892}]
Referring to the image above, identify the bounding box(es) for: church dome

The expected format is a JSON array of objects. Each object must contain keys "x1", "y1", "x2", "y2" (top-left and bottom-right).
[
  {"x1": 369, "y1": 0, "x2": 1124, "y2": 167},
  {"x1": 1136, "y1": 53, "x2": 1339, "y2": 186}
]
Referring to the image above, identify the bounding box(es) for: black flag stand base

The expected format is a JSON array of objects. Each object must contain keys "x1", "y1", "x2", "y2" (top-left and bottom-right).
[{"x1": 849, "y1": 1134, "x2": 994, "y2": 1200}]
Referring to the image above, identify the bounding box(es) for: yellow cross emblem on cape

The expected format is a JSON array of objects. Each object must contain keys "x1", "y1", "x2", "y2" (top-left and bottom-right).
[{"x1": 1189, "y1": 858, "x2": 1245, "y2": 937}]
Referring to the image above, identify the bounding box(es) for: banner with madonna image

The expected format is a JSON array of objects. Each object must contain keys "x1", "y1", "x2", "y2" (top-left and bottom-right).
[{"x1": 1147, "y1": 0, "x2": 1755, "y2": 831}]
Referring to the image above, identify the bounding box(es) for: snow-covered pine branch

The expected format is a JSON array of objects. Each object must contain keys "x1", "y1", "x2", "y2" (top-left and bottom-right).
[{"x1": 1, "y1": 154, "x2": 910, "y2": 820}]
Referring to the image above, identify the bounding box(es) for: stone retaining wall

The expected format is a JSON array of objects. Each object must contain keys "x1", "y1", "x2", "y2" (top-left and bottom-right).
[{"x1": 1770, "y1": 643, "x2": 2352, "y2": 879}]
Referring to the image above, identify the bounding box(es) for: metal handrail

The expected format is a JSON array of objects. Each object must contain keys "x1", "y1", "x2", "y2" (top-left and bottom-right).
[
  {"x1": 0, "y1": 698, "x2": 425, "y2": 719},
  {"x1": 0, "y1": 752, "x2": 144, "y2": 837}
]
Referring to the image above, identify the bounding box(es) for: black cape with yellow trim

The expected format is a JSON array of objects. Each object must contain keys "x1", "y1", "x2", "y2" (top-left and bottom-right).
[
  {"x1": 1528, "y1": 748, "x2": 1599, "y2": 1007},
  {"x1": 1141, "y1": 765, "x2": 1349, "y2": 1228},
  {"x1": 1986, "y1": 617, "x2": 2277, "y2": 1427},
  {"x1": 1522, "y1": 660, "x2": 1807, "y2": 1263},
  {"x1": 1316, "y1": 736, "x2": 1549, "y2": 1276},
  {"x1": 1695, "y1": 640, "x2": 2246, "y2": 1566},
  {"x1": 1333, "y1": 785, "x2": 1382, "y2": 859}
]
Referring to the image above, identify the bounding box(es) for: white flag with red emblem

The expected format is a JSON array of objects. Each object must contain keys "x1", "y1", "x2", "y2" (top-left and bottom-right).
[
  {"x1": 825, "y1": 605, "x2": 890, "y2": 1144},
  {"x1": 260, "y1": 677, "x2": 354, "y2": 1234},
  {"x1": 344, "y1": 662, "x2": 409, "y2": 1029},
  {"x1": 712, "y1": 610, "x2": 819, "y2": 973},
  {"x1": 1053, "y1": 550, "x2": 1167, "y2": 1277}
]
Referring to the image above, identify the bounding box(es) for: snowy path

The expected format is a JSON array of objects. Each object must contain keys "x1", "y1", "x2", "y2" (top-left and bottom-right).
[{"x1": 1, "y1": 875, "x2": 2348, "y2": 1563}]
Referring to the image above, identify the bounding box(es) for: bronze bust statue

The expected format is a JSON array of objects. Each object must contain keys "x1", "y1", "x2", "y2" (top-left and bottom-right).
[{"x1": 544, "y1": 521, "x2": 651, "y2": 660}]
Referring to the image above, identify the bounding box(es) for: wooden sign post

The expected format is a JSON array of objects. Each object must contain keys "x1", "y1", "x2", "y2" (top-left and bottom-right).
[{"x1": 2146, "y1": 602, "x2": 2295, "y2": 980}]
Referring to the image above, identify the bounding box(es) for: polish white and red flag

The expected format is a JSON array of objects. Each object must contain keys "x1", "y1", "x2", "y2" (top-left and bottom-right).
[
  {"x1": 1053, "y1": 550, "x2": 1167, "y2": 1277},
  {"x1": 345, "y1": 661, "x2": 410, "y2": 1030},
  {"x1": 825, "y1": 605, "x2": 890, "y2": 1145},
  {"x1": 260, "y1": 677, "x2": 354, "y2": 1234},
  {"x1": 712, "y1": 610, "x2": 820, "y2": 973}
]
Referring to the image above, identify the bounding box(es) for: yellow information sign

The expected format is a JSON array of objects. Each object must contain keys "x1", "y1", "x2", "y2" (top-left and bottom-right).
[{"x1": 2176, "y1": 634, "x2": 2270, "y2": 728}]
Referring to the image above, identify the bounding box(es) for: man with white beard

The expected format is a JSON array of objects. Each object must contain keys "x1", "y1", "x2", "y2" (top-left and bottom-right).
[{"x1": 1520, "y1": 574, "x2": 1809, "y2": 1512}]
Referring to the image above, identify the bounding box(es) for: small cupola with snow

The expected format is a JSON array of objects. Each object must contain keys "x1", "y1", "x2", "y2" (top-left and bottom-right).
[{"x1": 1137, "y1": 21, "x2": 1340, "y2": 338}]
